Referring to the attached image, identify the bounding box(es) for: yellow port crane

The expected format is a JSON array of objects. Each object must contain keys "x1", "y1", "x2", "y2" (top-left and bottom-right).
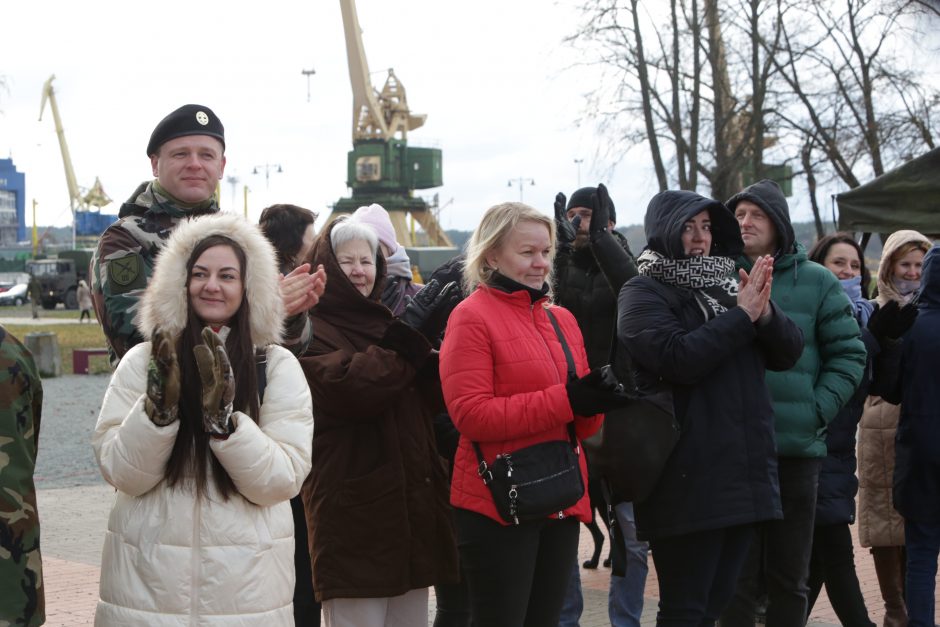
[{"x1": 39, "y1": 75, "x2": 112, "y2": 247}]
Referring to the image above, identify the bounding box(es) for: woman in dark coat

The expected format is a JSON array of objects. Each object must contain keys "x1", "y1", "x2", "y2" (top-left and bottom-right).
[
  {"x1": 805, "y1": 233, "x2": 878, "y2": 626},
  {"x1": 617, "y1": 190, "x2": 803, "y2": 625},
  {"x1": 887, "y1": 243, "x2": 940, "y2": 627},
  {"x1": 298, "y1": 217, "x2": 458, "y2": 627}
]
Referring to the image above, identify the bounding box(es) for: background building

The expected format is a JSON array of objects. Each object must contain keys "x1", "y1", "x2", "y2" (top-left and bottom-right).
[{"x1": 0, "y1": 158, "x2": 26, "y2": 246}]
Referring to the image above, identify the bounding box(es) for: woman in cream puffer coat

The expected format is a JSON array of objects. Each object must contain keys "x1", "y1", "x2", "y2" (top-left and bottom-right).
[{"x1": 92, "y1": 213, "x2": 313, "y2": 626}]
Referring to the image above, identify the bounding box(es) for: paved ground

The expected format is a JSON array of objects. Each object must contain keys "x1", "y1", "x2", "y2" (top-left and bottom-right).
[{"x1": 25, "y1": 363, "x2": 940, "y2": 626}]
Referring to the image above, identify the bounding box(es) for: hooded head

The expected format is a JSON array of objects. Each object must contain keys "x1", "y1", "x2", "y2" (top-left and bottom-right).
[
  {"x1": 918, "y1": 244, "x2": 940, "y2": 308},
  {"x1": 643, "y1": 190, "x2": 742, "y2": 260},
  {"x1": 727, "y1": 179, "x2": 795, "y2": 258},
  {"x1": 137, "y1": 213, "x2": 284, "y2": 347},
  {"x1": 876, "y1": 229, "x2": 932, "y2": 305}
]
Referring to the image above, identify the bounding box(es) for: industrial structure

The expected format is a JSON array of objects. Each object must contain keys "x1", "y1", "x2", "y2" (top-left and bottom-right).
[
  {"x1": 39, "y1": 75, "x2": 116, "y2": 248},
  {"x1": 331, "y1": 0, "x2": 452, "y2": 247}
]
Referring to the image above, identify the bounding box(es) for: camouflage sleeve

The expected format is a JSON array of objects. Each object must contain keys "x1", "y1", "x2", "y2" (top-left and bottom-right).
[
  {"x1": 280, "y1": 313, "x2": 313, "y2": 357},
  {"x1": 92, "y1": 223, "x2": 152, "y2": 367},
  {"x1": 0, "y1": 326, "x2": 45, "y2": 627}
]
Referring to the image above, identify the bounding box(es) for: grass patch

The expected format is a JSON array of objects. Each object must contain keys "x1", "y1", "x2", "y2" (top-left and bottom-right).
[{"x1": 3, "y1": 323, "x2": 111, "y2": 376}]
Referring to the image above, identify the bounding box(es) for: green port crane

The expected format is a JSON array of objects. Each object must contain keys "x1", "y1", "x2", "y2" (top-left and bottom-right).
[{"x1": 330, "y1": 0, "x2": 452, "y2": 247}]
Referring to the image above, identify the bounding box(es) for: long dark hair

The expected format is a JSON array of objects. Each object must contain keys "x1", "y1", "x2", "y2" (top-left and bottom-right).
[
  {"x1": 164, "y1": 235, "x2": 260, "y2": 500},
  {"x1": 808, "y1": 231, "x2": 871, "y2": 299}
]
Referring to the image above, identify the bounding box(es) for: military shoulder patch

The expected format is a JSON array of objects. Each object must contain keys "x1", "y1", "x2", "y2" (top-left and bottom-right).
[{"x1": 106, "y1": 252, "x2": 147, "y2": 294}]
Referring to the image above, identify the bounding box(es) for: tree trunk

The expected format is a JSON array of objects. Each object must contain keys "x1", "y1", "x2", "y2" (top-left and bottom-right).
[{"x1": 801, "y1": 142, "x2": 825, "y2": 240}]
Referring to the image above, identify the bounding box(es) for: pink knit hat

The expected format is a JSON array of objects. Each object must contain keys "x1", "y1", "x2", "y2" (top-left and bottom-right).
[{"x1": 351, "y1": 204, "x2": 398, "y2": 253}]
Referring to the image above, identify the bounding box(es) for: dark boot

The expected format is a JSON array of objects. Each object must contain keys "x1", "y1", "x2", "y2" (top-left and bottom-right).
[{"x1": 871, "y1": 546, "x2": 908, "y2": 627}]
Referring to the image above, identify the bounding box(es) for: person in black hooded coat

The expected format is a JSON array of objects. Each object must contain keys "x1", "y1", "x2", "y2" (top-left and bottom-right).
[
  {"x1": 616, "y1": 190, "x2": 803, "y2": 625},
  {"x1": 886, "y1": 243, "x2": 940, "y2": 627}
]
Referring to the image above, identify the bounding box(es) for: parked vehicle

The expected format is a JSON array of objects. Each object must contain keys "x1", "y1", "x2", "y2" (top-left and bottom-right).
[
  {"x1": 25, "y1": 249, "x2": 93, "y2": 310},
  {"x1": 0, "y1": 283, "x2": 29, "y2": 306}
]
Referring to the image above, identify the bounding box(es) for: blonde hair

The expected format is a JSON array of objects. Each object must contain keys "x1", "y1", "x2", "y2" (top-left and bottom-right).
[{"x1": 463, "y1": 201, "x2": 556, "y2": 296}]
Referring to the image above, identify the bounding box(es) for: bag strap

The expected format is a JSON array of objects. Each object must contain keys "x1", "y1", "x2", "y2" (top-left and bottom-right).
[
  {"x1": 472, "y1": 306, "x2": 580, "y2": 485},
  {"x1": 546, "y1": 308, "x2": 577, "y2": 381}
]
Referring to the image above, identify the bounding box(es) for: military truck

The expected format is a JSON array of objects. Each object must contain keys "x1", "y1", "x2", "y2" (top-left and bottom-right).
[{"x1": 25, "y1": 249, "x2": 93, "y2": 310}]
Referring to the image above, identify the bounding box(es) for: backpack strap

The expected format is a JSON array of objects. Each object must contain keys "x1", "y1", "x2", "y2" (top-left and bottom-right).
[{"x1": 255, "y1": 347, "x2": 267, "y2": 405}]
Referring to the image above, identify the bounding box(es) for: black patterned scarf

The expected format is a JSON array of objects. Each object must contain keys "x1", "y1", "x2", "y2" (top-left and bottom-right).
[{"x1": 637, "y1": 249, "x2": 739, "y2": 320}]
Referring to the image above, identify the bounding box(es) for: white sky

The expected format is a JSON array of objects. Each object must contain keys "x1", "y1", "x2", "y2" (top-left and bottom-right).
[
  {"x1": 1, "y1": 1, "x2": 933, "y2": 236},
  {"x1": 1, "y1": 0, "x2": 661, "y2": 233}
]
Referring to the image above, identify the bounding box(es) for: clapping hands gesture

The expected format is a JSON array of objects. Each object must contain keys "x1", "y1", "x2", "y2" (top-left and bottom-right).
[{"x1": 737, "y1": 255, "x2": 774, "y2": 322}]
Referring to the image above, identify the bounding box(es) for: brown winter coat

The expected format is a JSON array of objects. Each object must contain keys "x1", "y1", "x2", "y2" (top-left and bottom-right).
[
  {"x1": 857, "y1": 229, "x2": 932, "y2": 548},
  {"x1": 298, "y1": 221, "x2": 458, "y2": 602}
]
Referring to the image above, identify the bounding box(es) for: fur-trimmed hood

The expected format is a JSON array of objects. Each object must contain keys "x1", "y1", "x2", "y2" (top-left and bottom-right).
[{"x1": 137, "y1": 213, "x2": 284, "y2": 346}]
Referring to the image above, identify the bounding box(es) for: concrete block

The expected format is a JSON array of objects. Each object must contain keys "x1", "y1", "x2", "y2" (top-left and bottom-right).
[{"x1": 25, "y1": 331, "x2": 62, "y2": 377}]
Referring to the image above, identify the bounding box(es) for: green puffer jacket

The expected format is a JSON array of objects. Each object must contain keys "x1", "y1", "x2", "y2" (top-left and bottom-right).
[{"x1": 738, "y1": 246, "x2": 866, "y2": 458}]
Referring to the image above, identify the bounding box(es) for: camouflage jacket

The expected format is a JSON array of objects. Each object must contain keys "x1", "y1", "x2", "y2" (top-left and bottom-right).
[
  {"x1": 91, "y1": 181, "x2": 312, "y2": 366},
  {"x1": 0, "y1": 325, "x2": 44, "y2": 626}
]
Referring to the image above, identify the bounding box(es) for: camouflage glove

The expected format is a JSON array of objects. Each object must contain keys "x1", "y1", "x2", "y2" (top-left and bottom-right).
[
  {"x1": 194, "y1": 327, "x2": 236, "y2": 437},
  {"x1": 145, "y1": 329, "x2": 180, "y2": 426}
]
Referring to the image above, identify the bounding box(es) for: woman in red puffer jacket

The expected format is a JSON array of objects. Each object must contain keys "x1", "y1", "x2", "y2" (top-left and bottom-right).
[{"x1": 440, "y1": 201, "x2": 618, "y2": 627}]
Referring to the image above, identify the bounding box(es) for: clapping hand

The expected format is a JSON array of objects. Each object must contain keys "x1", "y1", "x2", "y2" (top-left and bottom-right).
[
  {"x1": 737, "y1": 255, "x2": 774, "y2": 322},
  {"x1": 400, "y1": 279, "x2": 462, "y2": 344},
  {"x1": 868, "y1": 300, "x2": 918, "y2": 341},
  {"x1": 145, "y1": 328, "x2": 180, "y2": 426},
  {"x1": 589, "y1": 183, "x2": 612, "y2": 243},
  {"x1": 194, "y1": 327, "x2": 236, "y2": 437},
  {"x1": 554, "y1": 193, "x2": 581, "y2": 254},
  {"x1": 281, "y1": 263, "x2": 327, "y2": 316}
]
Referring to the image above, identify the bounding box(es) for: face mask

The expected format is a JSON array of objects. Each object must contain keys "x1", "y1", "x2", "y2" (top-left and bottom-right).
[{"x1": 839, "y1": 275, "x2": 863, "y2": 302}]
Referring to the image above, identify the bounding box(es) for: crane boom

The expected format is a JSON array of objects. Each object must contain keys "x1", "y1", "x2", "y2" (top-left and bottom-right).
[
  {"x1": 339, "y1": 0, "x2": 426, "y2": 142},
  {"x1": 39, "y1": 75, "x2": 82, "y2": 214}
]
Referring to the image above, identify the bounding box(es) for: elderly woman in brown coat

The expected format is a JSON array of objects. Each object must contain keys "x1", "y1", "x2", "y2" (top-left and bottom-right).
[
  {"x1": 858, "y1": 229, "x2": 932, "y2": 627},
  {"x1": 298, "y1": 217, "x2": 458, "y2": 627}
]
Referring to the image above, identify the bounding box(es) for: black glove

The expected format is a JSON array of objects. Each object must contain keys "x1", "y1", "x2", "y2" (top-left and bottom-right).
[
  {"x1": 400, "y1": 279, "x2": 461, "y2": 343},
  {"x1": 868, "y1": 300, "x2": 918, "y2": 342},
  {"x1": 589, "y1": 183, "x2": 612, "y2": 243},
  {"x1": 380, "y1": 320, "x2": 431, "y2": 369},
  {"x1": 566, "y1": 367, "x2": 629, "y2": 416},
  {"x1": 554, "y1": 192, "x2": 581, "y2": 254}
]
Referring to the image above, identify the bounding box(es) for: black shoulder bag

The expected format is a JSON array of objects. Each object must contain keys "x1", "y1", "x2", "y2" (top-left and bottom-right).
[
  {"x1": 585, "y1": 329, "x2": 680, "y2": 505},
  {"x1": 472, "y1": 309, "x2": 585, "y2": 525}
]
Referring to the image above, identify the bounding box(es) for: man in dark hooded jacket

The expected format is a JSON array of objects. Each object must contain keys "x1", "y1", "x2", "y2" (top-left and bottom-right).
[
  {"x1": 721, "y1": 179, "x2": 866, "y2": 627},
  {"x1": 553, "y1": 184, "x2": 645, "y2": 627}
]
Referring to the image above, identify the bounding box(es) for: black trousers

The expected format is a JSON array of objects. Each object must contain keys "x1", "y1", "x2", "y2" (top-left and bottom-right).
[
  {"x1": 807, "y1": 523, "x2": 875, "y2": 626},
  {"x1": 721, "y1": 457, "x2": 822, "y2": 627},
  {"x1": 455, "y1": 508, "x2": 579, "y2": 627},
  {"x1": 651, "y1": 524, "x2": 755, "y2": 626},
  {"x1": 291, "y1": 495, "x2": 321, "y2": 627}
]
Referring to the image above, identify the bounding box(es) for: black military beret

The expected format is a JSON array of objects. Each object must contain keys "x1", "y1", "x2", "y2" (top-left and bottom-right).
[
  {"x1": 566, "y1": 186, "x2": 616, "y2": 223},
  {"x1": 146, "y1": 104, "x2": 225, "y2": 156}
]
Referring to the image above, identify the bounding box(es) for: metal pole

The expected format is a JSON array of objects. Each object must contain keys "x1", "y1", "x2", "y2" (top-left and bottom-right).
[{"x1": 574, "y1": 159, "x2": 584, "y2": 187}]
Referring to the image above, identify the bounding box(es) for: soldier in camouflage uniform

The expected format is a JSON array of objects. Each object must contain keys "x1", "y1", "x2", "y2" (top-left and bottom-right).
[
  {"x1": 0, "y1": 324, "x2": 44, "y2": 626},
  {"x1": 92, "y1": 104, "x2": 320, "y2": 366}
]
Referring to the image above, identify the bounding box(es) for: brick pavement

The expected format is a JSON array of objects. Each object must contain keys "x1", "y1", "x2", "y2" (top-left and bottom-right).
[{"x1": 38, "y1": 480, "x2": 939, "y2": 626}]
